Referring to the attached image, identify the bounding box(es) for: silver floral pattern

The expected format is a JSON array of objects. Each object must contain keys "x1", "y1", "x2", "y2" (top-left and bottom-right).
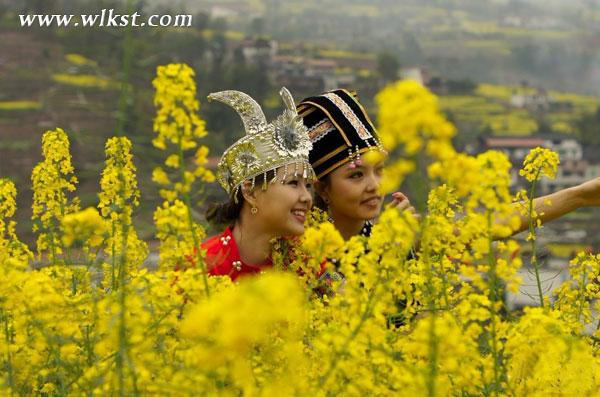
[{"x1": 209, "y1": 87, "x2": 314, "y2": 195}]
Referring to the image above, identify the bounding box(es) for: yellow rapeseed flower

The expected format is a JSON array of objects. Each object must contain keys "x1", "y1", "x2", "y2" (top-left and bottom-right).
[
  {"x1": 2, "y1": 64, "x2": 600, "y2": 397},
  {"x1": 98, "y1": 136, "x2": 148, "y2": 284},
  {"x1": 152, "y1": 63, "x2": 206, "y2": 150},
  {"x1": 61, "y1": 207, "x2": 107, "y2": 248},
  {"x1": 31, "y1": 128, "x2": 80, "y2": 261},
  {"x1": 376, "y1": 80, "x2": 456, "y2": 193},
  {"x1": 0, "y1": 179, "x2": 32, "y2": 269},
  {"x1": 152, "y1": 63, "x2": 214, "y2": 199},
  {"x1": 520, "y1": 147, "x2": 560, "y2": 182}
]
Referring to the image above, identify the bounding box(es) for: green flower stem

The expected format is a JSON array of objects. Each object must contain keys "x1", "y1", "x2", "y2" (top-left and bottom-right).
[
  {"x1": 487, "y1": 210, "x2": 504, "y2": 396},
  {"x1": 437, "y1": 249, "x2": 451, "y2": 310},
  {"x1": 115, "y1": 173, "x2": 139, "y2": 396},
  {"x1": 47, "y1": 217, "x2": 58, "y2": 265},
  {"x1": 528, "y1": 169, "x2": 544, "y2": 307},
  {"x1": 575, "y1": 266, "x2": 587, "y2": 324},
  {"x1": 177, "y1": 134, "x2": 210, "y2": 298},
  {"x1": 115, "y1": 215, "x2": 127, "y2": 396},
  {"x1": 426, "y1": 306, "x2": 439, "y2": 397},
  {"x1": 111, "y1": 221, "x2": 117, "y2": 290},
  {"x1": 422, "y1": 231, "x2": 438, "y2": 397}
]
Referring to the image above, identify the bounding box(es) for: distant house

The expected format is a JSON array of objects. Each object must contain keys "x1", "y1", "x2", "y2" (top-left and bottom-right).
[
  {"x1": 510, "y1": 89, "x2": 552, "y2": 111},
  {"x1": 270, "y1": 56, "x2": 325, "y2": 93},
  {"x1": 479, "y1": 136, "x2": 548, "y2": 162},
  {"x1": 479, "y1": 136, "x2": 546, "y2": 186},
  {"x1": 209, "y1": 6, "x2": 239, "y2": 19},
  {"x1": 270, "y1": 56, "x2": 356, "y2": 93},
  {"x1": 479, "y1": 134, "x2": 598, "y2": 193},
  {"x1": 304, "y1": 58, "x2": 337, "y2": 78},
  {"x1": 582, "y1": 146, "x2": 600, "y2": 179},
  {"x1": 333, "y1": 57, "x2": 377, "y2": 71},
  {"x1": 209, "y1": 3, "x2": 260, "y2": 19},
  {"x1": 399, "y1": 66, "x2": 430, "y2": 86},
  {"x1": 238, "y1": 38, "x2": 278, "y2": 65},
  {"x1": 501, "y1": 15, "x2": 565, "y2": 30},
  {"x1": 323, "y1": 72, "x2": 356, "y2": 92}
]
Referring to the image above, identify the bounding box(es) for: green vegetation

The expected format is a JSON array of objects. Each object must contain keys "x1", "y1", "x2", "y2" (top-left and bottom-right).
[
  {"x1": 0, "y1": 101, "x2": 42, "y2": 111},
  {"x1": 547, "y1": 243, "x2": 591, "y2": 258},
  {"x1": 0, "y1": 140, "x2": 33, "y2": 150},
  {"x1": 65, "y1": 54, "x2": 98, "y2": 68},
  {"x1": 439, "y1": 84, "x2": 600, "y2": 136},
  {"x1": 318, "y1": 49, "x2": 375, "y2": 60},
  {"x1": 200, "y1": 29, "x2": 245, "y2": 40},
  {"x1": 52, "y1": 74, "x2": 118, "y2": 90}
]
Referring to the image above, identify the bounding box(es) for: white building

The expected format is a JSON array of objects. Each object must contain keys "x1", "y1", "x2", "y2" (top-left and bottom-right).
[{"x1": 480, "y1": 134, "x2": 598, "y2": 194}]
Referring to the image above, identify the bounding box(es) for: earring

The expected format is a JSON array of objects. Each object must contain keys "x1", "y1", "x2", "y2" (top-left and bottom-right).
[{"x1": 251, "y1": 206, "x2": 258, "y2": 215}]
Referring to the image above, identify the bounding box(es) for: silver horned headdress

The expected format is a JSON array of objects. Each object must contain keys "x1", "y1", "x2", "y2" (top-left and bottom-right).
[{"x1": 208, "y1": 87, "x2": 314, "y2": 199}]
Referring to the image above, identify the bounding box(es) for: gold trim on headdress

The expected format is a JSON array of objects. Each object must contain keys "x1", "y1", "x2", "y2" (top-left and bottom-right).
[
  {"x1": 209, "y1": 87, "x2": 314, "y2": 199},
  {"x1": 298, "y1": 88, "x2": 386, "y2": 179},
  {"x1": 318, "y1": 146, "x2": 378, "y2": 179},
  {"x1": 311, "y1": 145, "x2": 346, "y2": 168},
  {"x1": 299, "y1": 100, "x2": 352, "y2": 147}
]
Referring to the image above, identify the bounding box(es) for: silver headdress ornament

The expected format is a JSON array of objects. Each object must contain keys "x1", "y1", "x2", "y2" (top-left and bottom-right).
[{"x1": 208, "y1": 87, "x2": 315, "y2": 200}]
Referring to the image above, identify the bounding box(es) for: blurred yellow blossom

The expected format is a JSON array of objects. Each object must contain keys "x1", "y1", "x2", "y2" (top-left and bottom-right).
[
  {"x1": 376, "y1": 80, "x2": 456, "y2": 194},
  {"x1": 61, "y1": 207, "x2": 107, "y2": 248},
  {"x1": 1, "y1": 64, "x2": 598, "y2": 396}
]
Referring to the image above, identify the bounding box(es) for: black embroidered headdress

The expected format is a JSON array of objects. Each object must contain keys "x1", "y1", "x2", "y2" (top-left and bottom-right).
[{"x1": 297, "y1": 89, "x2": 385, "y2": 179}]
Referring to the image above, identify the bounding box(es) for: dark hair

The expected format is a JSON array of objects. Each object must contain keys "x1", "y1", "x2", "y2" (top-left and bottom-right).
[
  {"x1": 313, "y1": 173, "x2": 330, "y2": 211},
  {"x1": 205, "y1": 169, "x2": 277, "y2": 227},
  {"x1": 205, "y1": 190, "x2": 244, "y2": 227}
]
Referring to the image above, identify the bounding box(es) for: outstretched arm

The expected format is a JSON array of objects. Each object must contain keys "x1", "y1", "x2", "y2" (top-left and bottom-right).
[
  {"x1": 386, "y1": 178, "x2": 600, "y2": 239},
  {"x1": 510, "y1": 177, "x2": 600, "y2": 235}
]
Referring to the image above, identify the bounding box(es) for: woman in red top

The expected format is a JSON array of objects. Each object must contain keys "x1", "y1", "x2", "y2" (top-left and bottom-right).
[{"x1": 201, "y1": 87, "x2": 314, "y2": 281}]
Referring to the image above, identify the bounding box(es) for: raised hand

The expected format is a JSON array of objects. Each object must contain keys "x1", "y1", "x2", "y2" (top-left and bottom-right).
[{"x1": 387, "y1": 191, "x2": 419, "y2": 219}]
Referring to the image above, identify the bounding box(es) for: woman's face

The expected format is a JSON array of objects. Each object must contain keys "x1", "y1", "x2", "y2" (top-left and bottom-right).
[
  {"x1": 252, "y1": 164, "x2": 314, "y2": 236},
  {"x1": 320, "y1": 159, "x2": 384, "y2": 223}
]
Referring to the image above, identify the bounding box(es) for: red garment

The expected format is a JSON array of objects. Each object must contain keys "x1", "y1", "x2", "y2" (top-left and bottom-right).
[{"x1": 202, "y1": 227, "x2": 272, "y2": 281}]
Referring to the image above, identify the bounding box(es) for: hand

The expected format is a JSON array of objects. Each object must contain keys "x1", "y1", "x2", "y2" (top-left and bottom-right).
[
  {"x1": 576, "y1": 177, "x2": 600, "y2": 207},
  {"x1": 387, "y1": 192, "x2": 420, "y2": 219}
]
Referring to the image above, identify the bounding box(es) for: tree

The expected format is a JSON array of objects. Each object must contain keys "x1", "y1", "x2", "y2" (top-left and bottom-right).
[
  {"x1": 576, "y1": 107, "x2": 600, "y2": 146},
  {"x1": 535, "y1": 117, "x2": 554, "y2": 135},
  {"x1": 249, "y1": 17, "x2": 264, "y2": 35},
  {"x1": 377, "y1": 51, "x2": 400, "y2": 84},
  {"x1": 22, "y1": 0, "x2": 58, "y2": 13}
]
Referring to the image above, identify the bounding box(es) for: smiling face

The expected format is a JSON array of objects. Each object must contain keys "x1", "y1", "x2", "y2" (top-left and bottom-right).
[
  {"x1": 318, "y1": 159, "x2": 384, "y2": 224},
  {"x1": 250, "y1": 164, "x2": 314, "y2": 236}
]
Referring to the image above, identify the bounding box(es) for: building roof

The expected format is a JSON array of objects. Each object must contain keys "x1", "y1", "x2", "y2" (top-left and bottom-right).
[
  {"x1": 484, "y1": 137, "x2": 546, "y2": 148},
  {"x1": 483, "y1": 133, "x2": 581, "y2": 148},
  {"x1": 305, "y1": 59, "x2": 337, "y2": 68}
]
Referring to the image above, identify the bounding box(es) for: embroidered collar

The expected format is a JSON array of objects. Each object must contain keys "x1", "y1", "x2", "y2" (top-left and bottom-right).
[
  {"x1": 359, "y1": 220, "x2": 373, "y2": 237},
  {"x1": 206, "y1": 227, "x2": 272, "y2": 280}
]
